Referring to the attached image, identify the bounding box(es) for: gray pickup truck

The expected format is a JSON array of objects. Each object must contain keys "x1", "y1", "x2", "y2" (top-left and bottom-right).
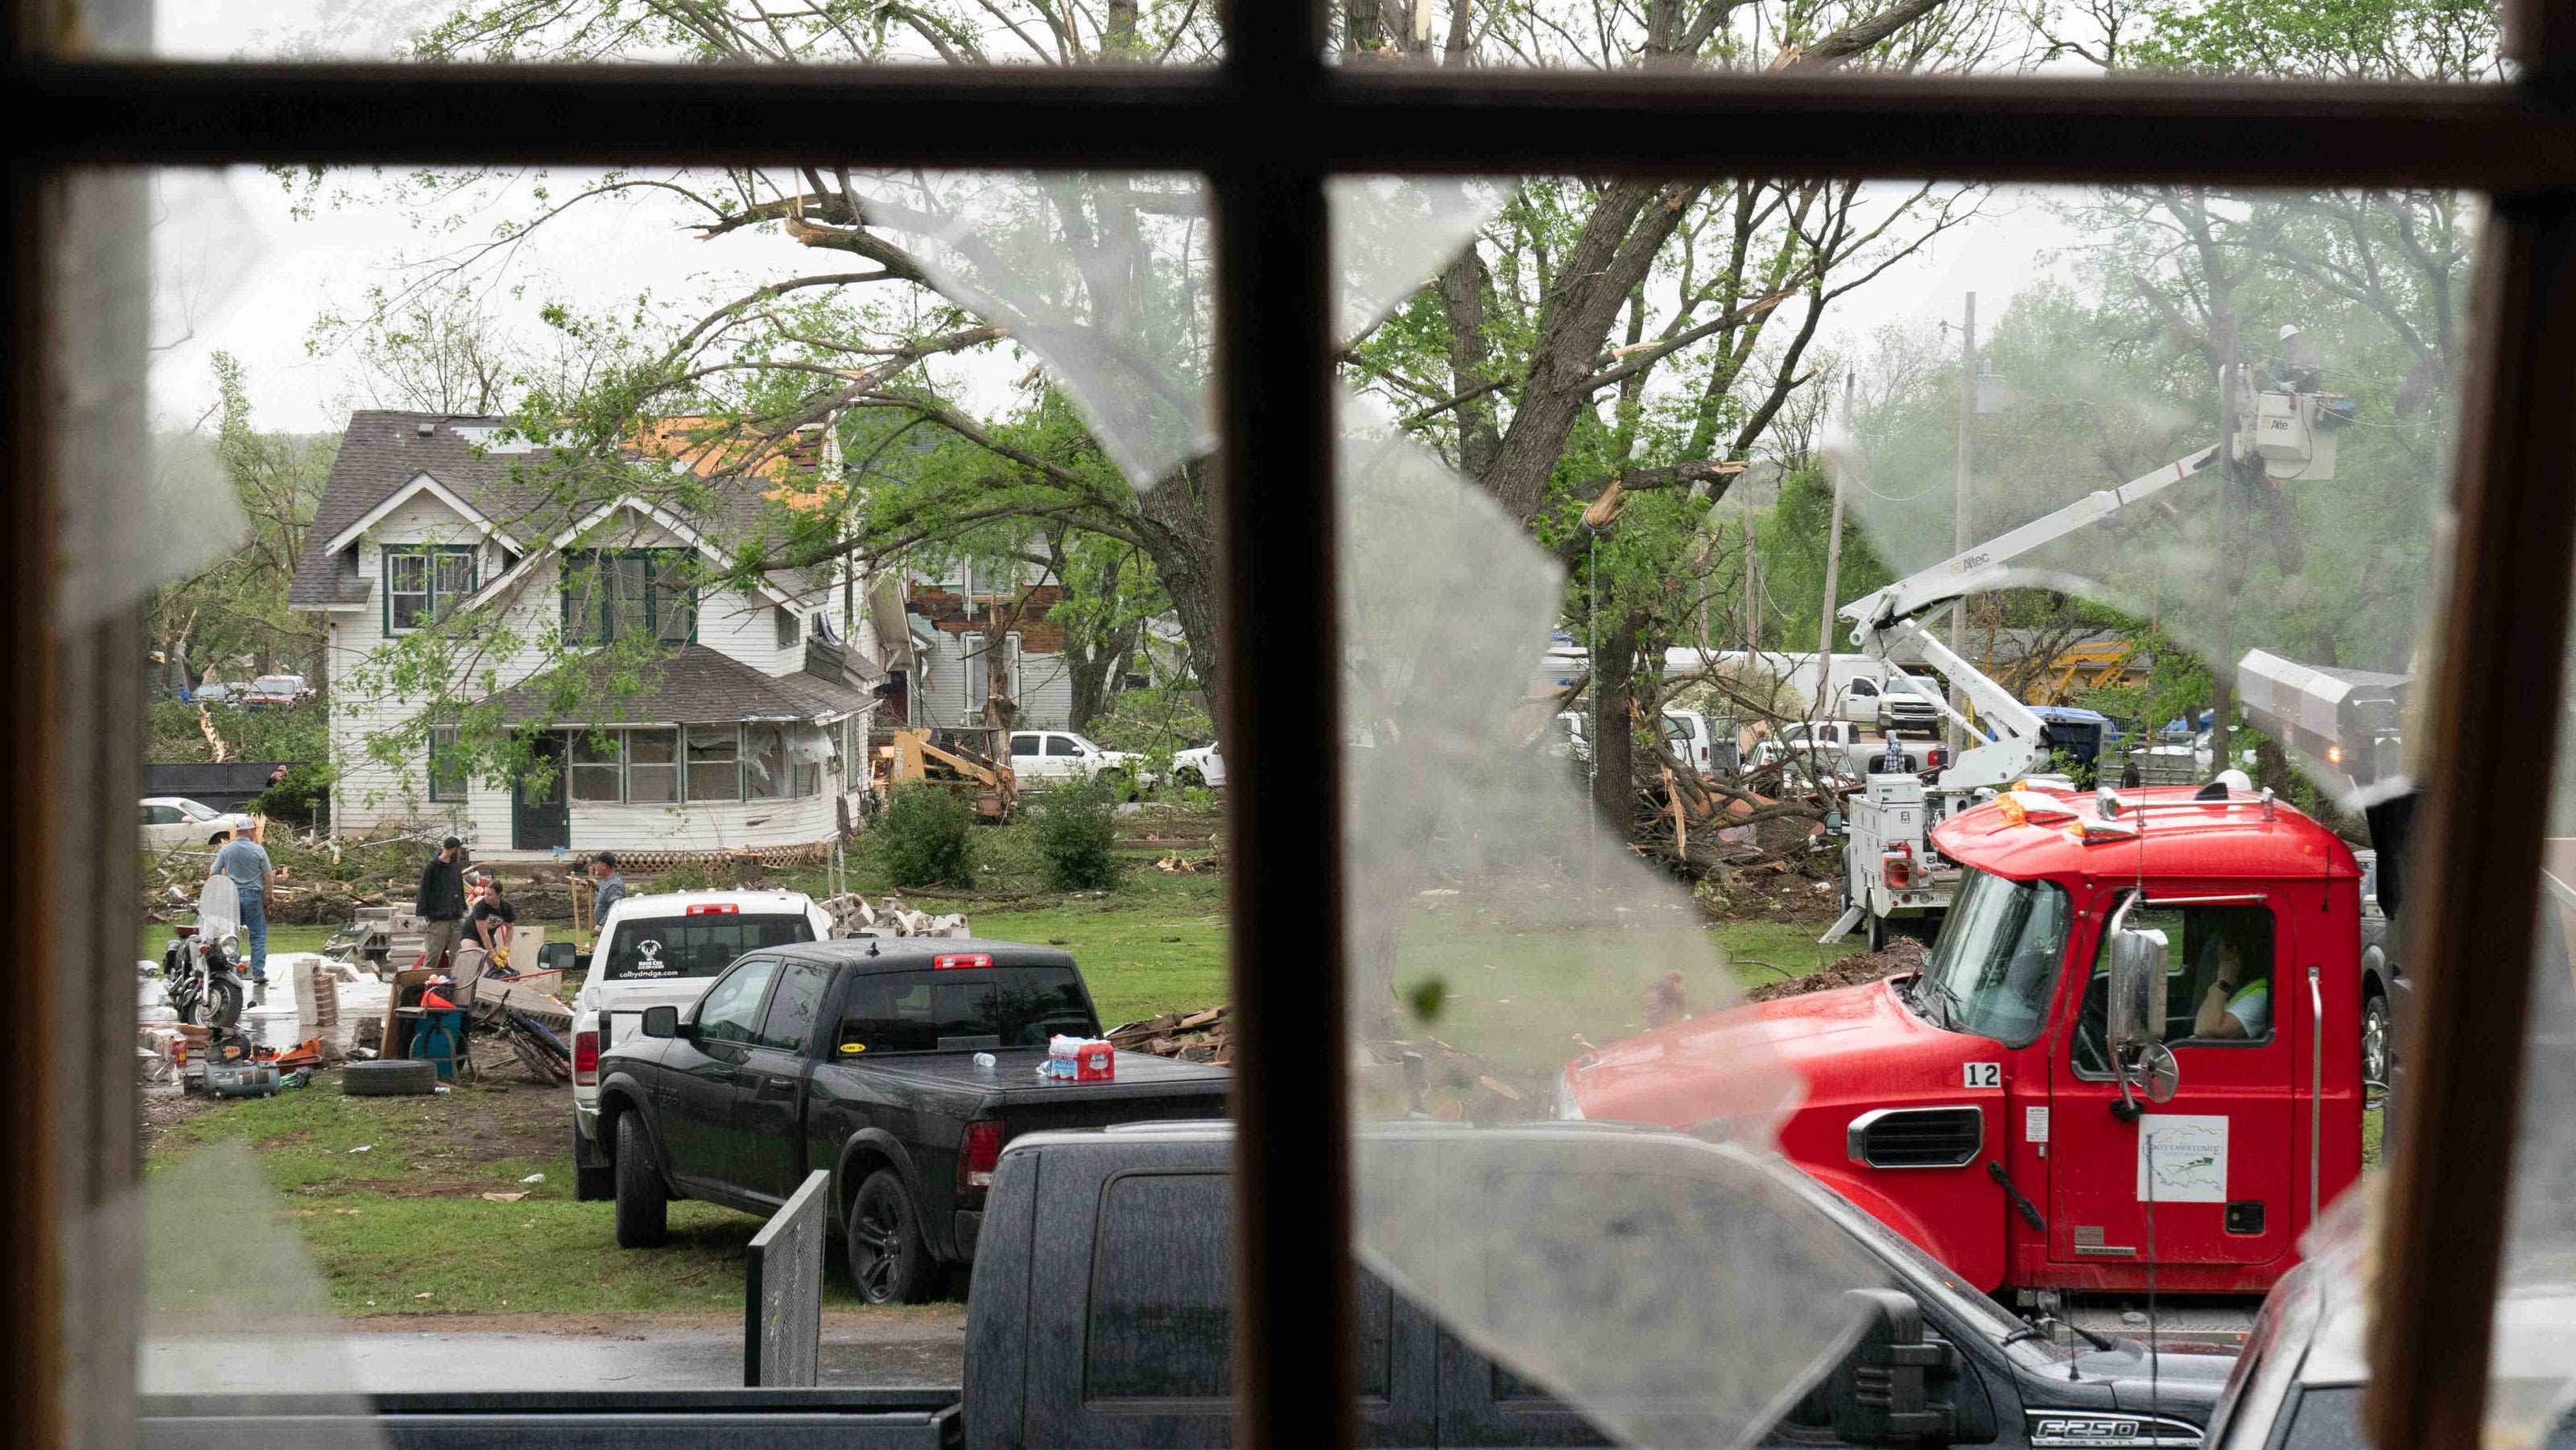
[{"x1": 146, "y1": 1121, "x2": 2236, "y2": 1450}]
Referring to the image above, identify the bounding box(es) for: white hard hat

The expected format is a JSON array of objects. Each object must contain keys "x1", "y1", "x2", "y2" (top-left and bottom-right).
[{"x1": 2215, "y1": 768, "x2": 2254, "y2": 792}]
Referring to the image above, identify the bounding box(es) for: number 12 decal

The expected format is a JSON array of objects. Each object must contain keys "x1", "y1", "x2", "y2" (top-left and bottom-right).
[{"x1": 1963, "y1": 1062, "x2": 2002, "y2": 1089}]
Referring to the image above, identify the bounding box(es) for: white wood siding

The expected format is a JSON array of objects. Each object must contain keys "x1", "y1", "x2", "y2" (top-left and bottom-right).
[{"x1": 318, "y1": 493, "x2": 858, "y2": 855}]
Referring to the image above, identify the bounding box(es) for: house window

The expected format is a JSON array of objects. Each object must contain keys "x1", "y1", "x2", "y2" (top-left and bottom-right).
[
  {"x1": 569, "y1": 729, "x2": 623, "y2": 803},
  {"x1": 685, "y1": 724, "x2": 740, "y2": 801},
  {"x1": 775, "y1": 606, "x2": 801, "y2": 649},
  {"x1": 427, "y1": 725, "x2": 465, "y2": 803},
  {"x1": 386, "y1": 546, "x2": 476, "y2": 633},
  {"x1": 564, "y1": 550, "x2": 696, "y2": 647},
  {"x1": 744, "y1": 724, "x2": 787, "y2": 800},
  {"x1": 625, "y1": 729, "x2": 679, "y2": 803}
]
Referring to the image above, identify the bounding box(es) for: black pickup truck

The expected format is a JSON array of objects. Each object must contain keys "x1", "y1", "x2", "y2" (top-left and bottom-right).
[
  {"x1": 145, "y1": 1122, "x2": 2235, "y2": 1450},
  {"x1": 592, "y1": 936, "x2": 1230, "y2": 1302}
]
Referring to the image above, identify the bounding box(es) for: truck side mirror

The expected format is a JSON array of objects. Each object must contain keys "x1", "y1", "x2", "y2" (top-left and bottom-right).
[
  {"x1": 1824, "y1": 810, "x2": 1845, "y2": 835},
  {"x1": 641, "y1": 1005, "x2": 679, "y2": 1039},
  {"x1": 1825, "y1": 1288, "x2": 1958, "y2": 1445},
  {"x1": 2104, "y1": 915, "x2": 2169, "y2": 1053}
]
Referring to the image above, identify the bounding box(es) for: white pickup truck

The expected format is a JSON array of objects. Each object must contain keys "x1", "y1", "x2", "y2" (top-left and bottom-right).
[
  {"x1": 1755, "y1": 719, "x2": 1949, "y2": 786},
  {"x1": 569, "y1": 888, "x2": 834, "y2": 1200}
]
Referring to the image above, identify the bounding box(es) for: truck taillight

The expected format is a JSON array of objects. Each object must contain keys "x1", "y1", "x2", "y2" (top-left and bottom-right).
[
  {"x1": 572, "y1": 1029, "x2": 599, "y2": 1086},
  {"x1": 1929, "y1": 747, "x2": 1947, "y2": 769},
  {"x1": 959, "y1": 1120, "x2": 1003, "y2": 1192},
  {"x1": 1883, "y1": 841, "x2": 1915, "y2": 888},
  {"x1": 935, "y1": 952, "x2": 994, "y2": 970}
]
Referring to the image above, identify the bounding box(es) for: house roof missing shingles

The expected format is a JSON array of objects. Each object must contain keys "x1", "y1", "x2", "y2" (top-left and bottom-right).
[
  {"x1": 288, "y1": 411, "x2": 833, "y2": 609},
  {"x1": 485, "y1": 644, "x2": 875, "y2": 726}
]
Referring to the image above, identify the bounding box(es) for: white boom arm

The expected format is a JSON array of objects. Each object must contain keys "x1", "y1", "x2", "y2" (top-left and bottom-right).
[{"x1": 1838, "y1": 444, "x2": 2222, "y2": 791}]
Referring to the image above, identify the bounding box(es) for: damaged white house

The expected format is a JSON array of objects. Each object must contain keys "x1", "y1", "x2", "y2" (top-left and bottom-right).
[{"x1": 288, "y1": 411, "x2": 884, "y2": 862}]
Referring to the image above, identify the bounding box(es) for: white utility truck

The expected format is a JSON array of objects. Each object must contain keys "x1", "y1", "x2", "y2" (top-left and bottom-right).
[{"x1": 1824, "y1": 370, "x2": 2349, "y2": 948}]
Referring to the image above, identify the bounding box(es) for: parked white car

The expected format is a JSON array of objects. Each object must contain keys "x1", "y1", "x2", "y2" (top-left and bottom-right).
[
  {"x1": 568, "y1": 888, "x2": 832, "y2": 1200},
  {"x1": 139, "y1": 795, "x2": 257, "y2": 850},
  {"x1": 1173, "y1": 741, "x2": 1226, "y2": 788},
  {"x1": 1007, "y1": 729, "x2": 1143, "y2": 785}
]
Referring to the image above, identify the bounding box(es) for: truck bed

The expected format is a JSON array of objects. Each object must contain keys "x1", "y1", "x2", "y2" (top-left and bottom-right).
[{"x1": 852, "y1": 1047, "x2": 1228, "y2": 1103}]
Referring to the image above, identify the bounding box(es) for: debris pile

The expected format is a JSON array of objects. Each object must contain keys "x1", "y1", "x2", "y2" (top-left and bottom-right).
[
  {"x1": 823, "y1": 894, "x2": 971, "y2": 940},
  {"x1": 1106, "y1": 1006, "x2": 1232, "y2": 1064},
  {"x1": 1154, "y1": 853, "x2": 1215, "y2": 874},
  {"x1": 1744, "y1": 937, "x2": 1928, "y2": 1002}
]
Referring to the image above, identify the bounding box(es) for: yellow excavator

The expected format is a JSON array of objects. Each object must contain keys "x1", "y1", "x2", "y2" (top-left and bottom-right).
[{"x1": 882, "y1": 726, "x2": 1018, "y2": 823}]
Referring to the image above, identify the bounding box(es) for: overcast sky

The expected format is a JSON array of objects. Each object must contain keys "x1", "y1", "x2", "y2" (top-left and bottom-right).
[{"x1": 147, "y1": 167, "x2": 2077, "y2": 441}]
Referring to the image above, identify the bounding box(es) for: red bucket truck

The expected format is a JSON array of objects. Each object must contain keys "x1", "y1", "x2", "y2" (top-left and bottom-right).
[{"x1": 1560, "y1": 780, "x2": 2366, "y2": 1307}]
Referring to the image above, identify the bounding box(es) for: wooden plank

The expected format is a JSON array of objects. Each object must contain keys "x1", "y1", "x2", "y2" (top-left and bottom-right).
[{"x1": 2367, "y1": 195, "x2": 2576, "y2": 1450}]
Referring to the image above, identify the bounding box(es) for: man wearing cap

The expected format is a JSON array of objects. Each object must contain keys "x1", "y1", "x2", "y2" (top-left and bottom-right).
[
  {"x1": 208, "y1": 824, "x2": 274, "y2": 987},
  {"x1": 416, "y1": 836, "x2": 470, "y2": 973}
]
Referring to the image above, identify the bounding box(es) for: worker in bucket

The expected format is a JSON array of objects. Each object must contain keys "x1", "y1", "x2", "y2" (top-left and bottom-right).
[
  {"x1": 416, "y1": 836, "x2": 470, "y2": 974},
  {"x1": 207, "y1": 821, "x2": 274, "y2": 988}
]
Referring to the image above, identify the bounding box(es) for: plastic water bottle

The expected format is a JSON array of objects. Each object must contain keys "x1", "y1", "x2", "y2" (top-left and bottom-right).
[{"x1": 973, "y1": 1051, "x2": 997, "y2": 1070}]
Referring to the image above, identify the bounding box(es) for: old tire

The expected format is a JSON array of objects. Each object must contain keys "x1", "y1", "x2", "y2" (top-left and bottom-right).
[
  {"x1": 341, "y1": 1058, "x2": 437, "y2": 1097},
  {"x1": 614, "y1": 1112, "x2": 669, "y2": 1248},
  {"x1": 574, "y1": 1121, "x2": 615, "y2": 1202},
  {"x1": 846, "y1": 1168, "x2": 939, "y2": 1305},
  {"x1": 2363, "y1": 990, "x2": 2393, "y2": 1091}
]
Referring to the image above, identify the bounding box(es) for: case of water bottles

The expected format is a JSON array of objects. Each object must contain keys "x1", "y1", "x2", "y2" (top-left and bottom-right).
[{"x1": 1038, "y1": 1034, "x2": 1115, "y2": 1083}]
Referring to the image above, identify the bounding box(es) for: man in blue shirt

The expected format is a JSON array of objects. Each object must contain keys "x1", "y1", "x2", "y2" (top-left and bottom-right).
[{"x1": 208, "y1": 824, "x2": 274, "y2": 985}]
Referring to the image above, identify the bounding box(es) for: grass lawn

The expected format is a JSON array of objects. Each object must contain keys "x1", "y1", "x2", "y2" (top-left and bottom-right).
[
  {"x1": 140, "y1": 838, "x2": 1869, "y2": 1320},
  {"x1": 138, "y1": 920, "x2": 341, "y2": 963},
  {"x1": 146, "y1": 1060, "x2": 960, "y2": 1320}
]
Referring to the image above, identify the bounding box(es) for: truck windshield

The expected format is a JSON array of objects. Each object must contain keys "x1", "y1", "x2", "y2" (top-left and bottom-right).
[
  {"x1": 1919, "y1": 870, "x2": 2071, "y2": 1047},
  {"x1": 836, "y1": 967, "x2": 1098, "y2": 1053},
  {"x1": 599, "y1": 913, "x2": 816, "y2": 981}
]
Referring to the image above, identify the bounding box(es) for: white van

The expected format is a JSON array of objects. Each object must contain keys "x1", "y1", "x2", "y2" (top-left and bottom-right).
[{"x1": 568, "y1": 887, "x2": 832, "y2": 1199}]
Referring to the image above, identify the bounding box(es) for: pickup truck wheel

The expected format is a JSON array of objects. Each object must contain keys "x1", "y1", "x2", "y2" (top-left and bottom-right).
[
  {"x1": 847, "y1": 1168, "x2": 938, "y2": 1304},
  {"x1": 574, "y1": 1121, "x2": 614, "y2": 1201},
  {"x1": 613, "y1": 1113, "x2": 669, "y2": 1248},
  {"x1": 2362, "y1": 990, "x2": 2393, "y2": 1092}
]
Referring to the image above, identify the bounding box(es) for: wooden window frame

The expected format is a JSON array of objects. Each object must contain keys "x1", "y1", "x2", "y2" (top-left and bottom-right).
[
  {"x1": 561, "y1": 547, "x2": 697, "y2": 647},
  {"x1": 10, "y1": 8, "x2": 2576, "y2": 1450},
  {"x1": 382, "y1": 543, "x2": 476, "y2": 634}
]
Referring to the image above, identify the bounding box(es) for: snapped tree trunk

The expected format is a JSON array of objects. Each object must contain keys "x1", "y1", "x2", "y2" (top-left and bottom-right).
[{"x1": 1591, "y1": 615, "x2": 1641, "y2": 828}]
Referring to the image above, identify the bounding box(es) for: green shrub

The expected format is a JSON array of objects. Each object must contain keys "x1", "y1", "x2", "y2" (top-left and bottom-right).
[
  {"x1": 252, "y1": 759, "x2": 334, "y2": 828},
  {"x1": 1032, "y1": 777, "x2": 1121, "y2": 892},
  {"x1": 876, "y1": 783, "x2": 976, "y2": 889}
]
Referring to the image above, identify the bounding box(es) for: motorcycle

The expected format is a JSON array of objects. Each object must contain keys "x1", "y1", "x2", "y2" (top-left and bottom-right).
[{"x1": 160, "y1": 879, "x2": 250, "y2": 1035}]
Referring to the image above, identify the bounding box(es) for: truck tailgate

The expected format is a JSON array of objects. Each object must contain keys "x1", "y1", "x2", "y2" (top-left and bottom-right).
[{"x1": 142, "y1": 1390, "x2": 964, "y2": 1449}]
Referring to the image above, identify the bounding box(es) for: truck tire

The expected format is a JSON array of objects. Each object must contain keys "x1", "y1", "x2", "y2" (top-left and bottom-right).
[
  {"x1": 614, "y1": 1112, "x2": 669, "y2": 1248},
  {"x1": 341, "y1": 1058, "x2": 437, "y2": 1097},
  {"x1": 1866, "y1": 911, "x2": 1890, "y2": 953},
  {"x1": 846, "y1": 1167, "x2": 941, "y2": 1305},
  {"x1": 2362, "y1": 990, "x2": 2392, "y2": 1092},
  {"x1": 574, "y1": 1121, "x2": 615, "y2": 1201}
]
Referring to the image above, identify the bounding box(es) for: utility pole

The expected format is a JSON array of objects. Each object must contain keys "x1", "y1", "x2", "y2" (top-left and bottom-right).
[
  {"x1": 1950, "y1": 292, "x2": 1976, "y2": 753},
  {"x1": 2209, "y1": 330, "x2": 2240, "y2": 773},
  {"x1": 1741, "y1": 475, "x2": 1761, "y2": 651},
  {"x1": 1818, "y1": 376, "x2": 1852, "y2": 720}
]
